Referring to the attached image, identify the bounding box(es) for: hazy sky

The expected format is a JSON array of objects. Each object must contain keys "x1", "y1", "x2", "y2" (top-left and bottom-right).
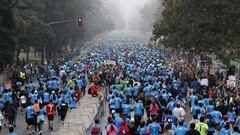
[{"x1": 105, "y1": 0, "x2": 151, "y2": 29}]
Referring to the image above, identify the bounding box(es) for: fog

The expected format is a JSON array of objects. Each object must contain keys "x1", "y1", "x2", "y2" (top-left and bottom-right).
[{"x1": 104, "y1": 0, "x2": 155, "y2": 31}]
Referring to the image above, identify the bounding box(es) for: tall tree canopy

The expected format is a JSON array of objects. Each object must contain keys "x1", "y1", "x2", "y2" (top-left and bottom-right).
[
  {"x1": 0, "y1": 0, "x2": 114, "y2": 70},
  {"x1": 153, "y1": 0, "x2": 240, "y2": 55}
]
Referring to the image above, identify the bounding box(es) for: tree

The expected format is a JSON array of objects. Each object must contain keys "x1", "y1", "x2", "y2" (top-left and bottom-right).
[
  {"x1": 153, "y1": 0, "x2": 240, "y2": 56},
  {"x1": 0, "y1": 0, "x2": 17, "y2": 71}
]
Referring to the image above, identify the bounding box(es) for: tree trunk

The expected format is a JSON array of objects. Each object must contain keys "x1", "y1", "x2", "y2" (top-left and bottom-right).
[
  {"x1": 16, "y1": 48, "x2": 21, "y2": 64},
  {"x1": 26, "y1": 45, "x2": 29, "y2": 62}
]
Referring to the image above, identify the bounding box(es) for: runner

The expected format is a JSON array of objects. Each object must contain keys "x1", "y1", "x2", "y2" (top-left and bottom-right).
[
  {"x1": 45, "y1": 100, "x2": 56, "y2": 131},
  {"x1": 25, "y1": 103, "x2": 35, "y2": 135}
]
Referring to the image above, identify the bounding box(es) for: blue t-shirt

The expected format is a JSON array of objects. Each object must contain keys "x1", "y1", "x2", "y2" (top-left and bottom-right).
[
  {"x1": 237, "y1": 116, "x2": 240, "y2": 127},
  {"x1": 167, "y1": 101, "x2": 175, "y2": 110},
  {"x1": 43, "y1": 92, "x2": 50, "y2": 103},
  {"x1": 174, "y1": 126, "x2": 188, "y2": 135},
  {"x1": 211, "y1": 111, "x2": 222, "y2": 124},
  {"x1": 37, "y1": 108, "x2": 45, "y2": 115},
  {"x1": 115, "y1": 117, "x2": 123, "y2": 129},
  {"x1": 137, "y1": 126, "x2": 147, "y2": 135},
  {"x1": 125, "y1": 87, "x2": 132, "y2": 96},
  {"x1": 3, "y1": 92, "x2": 12, "y2": 102},
  {"x1": 133, "y1": 86, "x2": 139, "y2": 97},
  {"x1": 220, "y1": 128, "x2": 231, "y2": 135},
  {"x1": 7, "y1": 132, "x2": 17, "y2": 135},
  {"x1": 52, "y1": 80, "x2": 59, "y2": 89},
  {"x1": 148, "y1": 122, "x2": 161, "y2": 135},
  {"x1": 114, "y1": 97, "x2": 121, "y2": 109},
  {"x1": 162, "y1": 93, "x2": 169, "y2": 101},
  {"x1": 191, "y1": 105, "x2": 200, "y2": 116},
  {"x1": 122, "y1": 104, "x2": 131, "y2": 116},
  {"x1": 28, "y1": 83, "x2": 35, "y2": 93},
  {"x1": 144, "y1": 85, "x2": 152, "y2": 96},
  {"x1": 190, "y1": 94, "x2": 198, "y2": 107},
  {"x1": 26, "y1": 106, "x2": 35, "y2": 119},
  {"x1": 227, "y1": 111, "x2": 235, "y2": 122},
  {"x1": 70, "y1": 97, "x2": 77, "y2": 108},
  {"x1": 134, "y1": 103, "x2": 143, "y2": 116},
  {"x1": 206, "y1": 105, "x2": 214, "y2": 113},
  {"x1": 76, "y1": 79, "x2": 83, "y2": 89}
]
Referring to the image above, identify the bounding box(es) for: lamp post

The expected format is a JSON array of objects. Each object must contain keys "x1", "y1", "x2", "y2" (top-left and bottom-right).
[{"x1": 42, "y1": 17, "x2": 83, "y2": 64}]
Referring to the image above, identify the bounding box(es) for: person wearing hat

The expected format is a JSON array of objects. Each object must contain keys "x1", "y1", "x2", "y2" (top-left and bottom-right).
[{"x1": 220, "y1": 115, "x2": 228, "y2": 128}]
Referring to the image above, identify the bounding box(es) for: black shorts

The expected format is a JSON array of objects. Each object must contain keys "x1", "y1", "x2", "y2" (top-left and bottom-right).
[
  {"x1": 27, "y1": 118, "x2": 35, "y2": 125},
  {"x1": 47, "y1": 115, "x2": 54, "y2": 121},
  {"x1": 21, "y1": 103, "x2": 27, "y2": 108},
  {"x1": 61, "y1": 114, "x2": 66, "y2": 121}
]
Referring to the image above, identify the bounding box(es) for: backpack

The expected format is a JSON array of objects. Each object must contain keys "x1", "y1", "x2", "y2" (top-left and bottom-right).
[{"x1": 91, "y1": 125, "x2": 99, "y2": 134}]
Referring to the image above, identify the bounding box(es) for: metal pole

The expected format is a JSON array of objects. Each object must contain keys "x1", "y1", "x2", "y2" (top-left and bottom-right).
[
  {"x1": 43, "y1": 44, "x2": 47, "y2": 64},
  {"x1": 47, "y1": 19, "x2": 74, "y2": 25}
]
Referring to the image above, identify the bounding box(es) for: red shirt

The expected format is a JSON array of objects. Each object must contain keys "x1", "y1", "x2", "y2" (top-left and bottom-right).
[
  {"x1": 74, "y1": 90, "x2": 81, "y2": 101},
  {"x1": 89, "y1": 85, "x2": 98, "y2": 94},
  {"x1": 46, "y1": 103, "x2": 56, "y2": 115}
]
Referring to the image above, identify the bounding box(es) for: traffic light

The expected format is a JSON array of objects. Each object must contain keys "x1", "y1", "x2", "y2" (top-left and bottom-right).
[{"x1": 77, "y1": 17, "x2": 83, "y2": 27}]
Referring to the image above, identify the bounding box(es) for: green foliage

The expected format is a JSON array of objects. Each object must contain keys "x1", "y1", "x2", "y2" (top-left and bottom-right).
[
  {"x1": 153, "y1": 0, "x2": 240, "y2": 54},
  {"x1": 0, "y1": 0, "x2": 114, "y2": 69},
  {"x1": 0, "y1": 0, "x2": 17, "y2": 70}
]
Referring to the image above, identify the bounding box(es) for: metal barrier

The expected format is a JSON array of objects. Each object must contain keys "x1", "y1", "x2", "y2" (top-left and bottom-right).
[
  {"x1": 86, "y1": 87, "x2": 106, "y2": 134},
  {"x1": 51, "y1": 77, "x2": 107, "y2": 135}
]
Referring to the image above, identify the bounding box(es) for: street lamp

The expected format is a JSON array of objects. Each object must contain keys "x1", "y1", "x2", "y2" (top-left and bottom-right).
[{"x1": 42, "y1": 17, "x2": 84, "y2": 64}]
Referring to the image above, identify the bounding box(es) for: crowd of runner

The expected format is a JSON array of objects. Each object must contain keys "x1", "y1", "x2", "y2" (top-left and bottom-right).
[
  {"x1": 0, "y1": 49, "x2": 85, "y2": 135},
  {"x1": 0, "y1": 37, "x2": 240, "y2": 135},
  {"x1": 88, "y1": 38, "x2": 240, "y2": 135}
]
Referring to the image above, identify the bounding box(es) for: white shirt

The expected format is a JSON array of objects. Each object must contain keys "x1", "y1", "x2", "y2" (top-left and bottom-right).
[
  {"x1": 60, "y1": 70, "x2": 66, "y2": 78},
  {"x1": 172, "y1": 107, "x2": 185, "y2": 121},
  {"x1": 0, "y1": 113, "x2": 3, "y2": 126},
  {"x1": 20, "y1": 96, "x2": 27, "y2": 104}
]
